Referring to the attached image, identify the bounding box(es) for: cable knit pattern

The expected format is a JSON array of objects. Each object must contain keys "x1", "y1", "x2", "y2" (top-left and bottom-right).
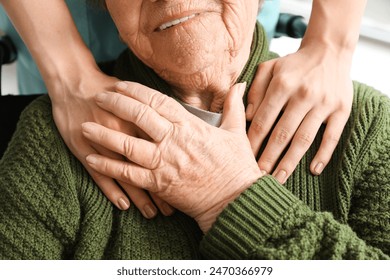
[{"x1": 0, "y1": 23, "x2": 389, "y2": 259}]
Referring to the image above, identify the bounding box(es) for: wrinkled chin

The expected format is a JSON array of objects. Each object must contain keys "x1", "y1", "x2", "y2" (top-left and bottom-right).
[
  {"x1": 146, "y1": 13, "x2": 231, "y2": 72},
  {"x1": 154, "y1": 48, "x2": 220, "y2": 76},
  {"x1": 154, "y1": 58, "x2": 217, "y2": 91}
]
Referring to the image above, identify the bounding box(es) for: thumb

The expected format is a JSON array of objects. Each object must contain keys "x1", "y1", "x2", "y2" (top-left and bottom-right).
[{"x1": 220, "y1": 82, "x2": 247, "y2": 134}]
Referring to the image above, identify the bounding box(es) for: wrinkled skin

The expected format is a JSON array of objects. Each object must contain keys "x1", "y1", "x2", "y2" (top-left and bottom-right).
[
  {"x1": 106, "y1": 0, "x2": 259, "y2": 112},
  {"x1": 83, "y1": 82, "x2": 263, "y2": 233}
]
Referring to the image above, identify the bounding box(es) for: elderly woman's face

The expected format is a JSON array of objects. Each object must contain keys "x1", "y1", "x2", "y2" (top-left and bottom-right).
[{"x1": 106, "y1": 0, "x2": 259, "y2": 79}]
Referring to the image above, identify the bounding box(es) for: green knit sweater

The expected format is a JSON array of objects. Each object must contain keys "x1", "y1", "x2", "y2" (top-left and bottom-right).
[{"x1": 0, "y1": 24, "x2": 389, "y2": 260}]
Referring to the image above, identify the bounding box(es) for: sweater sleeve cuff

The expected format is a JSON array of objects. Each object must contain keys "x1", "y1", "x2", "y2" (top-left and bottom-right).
[{"x1": 200, "y1": 175, "x2": 301, "y2": 259}]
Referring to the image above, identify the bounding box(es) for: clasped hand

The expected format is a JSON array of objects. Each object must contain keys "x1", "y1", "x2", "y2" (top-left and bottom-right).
[{"x1": 82, "y1": 82, "x2": 263, "y2": 232}]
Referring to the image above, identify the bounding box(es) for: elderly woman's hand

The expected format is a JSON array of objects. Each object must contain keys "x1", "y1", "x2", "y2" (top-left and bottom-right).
[
  {"x1": 246, "y1": 42, "x2": 353, "y2": 183},
  {"x1": 82, "y1": 82, "x2": 263, "y2": 232},
  {"x1": 49, "y1": 69, "x2": 174, "y2": 218}
]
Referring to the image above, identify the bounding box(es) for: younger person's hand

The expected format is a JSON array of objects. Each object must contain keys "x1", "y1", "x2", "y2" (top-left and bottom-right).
[
  {"x1": 246, "y1": 43, "x2": 353, "y2": 183},
  {"x1": 49, "y1": 69, "x2": 174, "y2": 218}
]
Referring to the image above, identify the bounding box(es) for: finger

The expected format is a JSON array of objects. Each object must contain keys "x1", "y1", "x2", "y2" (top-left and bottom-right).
[
  {"x1": 92, "y1": 142, "x2": 123, "y2": 161},
  {"x1": 70, "y1": 141, "x2": 130, "y2": 210},
  {"x1": 92, "y1": 145, "x2": 160, "y2": 218},
  {"x1": 86, "y1": 154, "x2": 156, "y2": 191},
  {"x1": 95, "y1": 91, "x2": 172, "y2": 142},
  {"x1": 246, "y1": 60, "x2": 275, "y2": 120},
  {"x1": 220, "y1": 82, "x2": 247, "y2": 134},
  {"x1": 149, "y1": 192, "x2": 175, "y2": 216},
  {"x1": 272, "y1": 109, "x2": 324, "y2": 184},
  {"x1": 118, "y1": 180, "x2": 159, "y2": 219},
  {"x1": 247, "y1": 80, "x2": 289, "y2": 156},
  {"x1": 83, "y1": 158, "x2": 130, "y2": 211},
  {"x1": 310, "y1": 112, "x2": 347, "y2": 175},
  {"x1": 115, "y1": 81, "x2": 188, "y2": 123},
  {"x1": 82, "y1": 122, "x2": 160, "y2": 169},
  {"x1": 87, "y1": 167, "x2": 130, "y2": 210},
  {"x1": 257, "y1": 100, "x2": 310, "y2": 173}
]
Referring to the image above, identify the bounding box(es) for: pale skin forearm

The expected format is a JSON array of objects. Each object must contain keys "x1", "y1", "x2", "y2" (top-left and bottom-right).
[
  {"x1": 0, "y1": 0, "x2": 98, "y2": 97},
  {"x1": 303, "y1": 0, "x2": 367, "y2": 60}
]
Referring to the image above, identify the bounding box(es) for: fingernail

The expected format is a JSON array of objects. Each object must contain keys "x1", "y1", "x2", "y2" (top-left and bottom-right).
[
  {"x1": 115, "y1": 81, "x2": 128, "y2": 91},
  {"x1": 314, "y1": 162, "x2": 324, "y2": 175},
  {"x1": 274, "y1": 169, "x2": 287, "y2": 184},
  {"x1": 161, "y1": 203, "x2": 175, "y2": 216},
  {"x1": 246, "y1": 103, "x2": 254, "y2": 119},
  {"x1": 260, "y1": 170, "x2": 267, "y2": 177},
  {"x1": 118, "y1": 197, "x2": 130, "y2": 210},
  {"x1": 86, "y1": 155, "x2": 98, "y2": 165},
  {"x1": 143, "y1": 204, "x2": 157, "y2": 219},
  {"x1": 95, "y1": 92, "x2": 108, "y2": 103}
]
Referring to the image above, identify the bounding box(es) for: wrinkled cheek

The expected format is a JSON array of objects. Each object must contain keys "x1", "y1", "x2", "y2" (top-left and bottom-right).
[
  {"x1": 221, "y1": 2, "x2": 257, "y2": 52},
  {"x1": 121, "y1": 35, "x2": 155, "y2": 70},
  {"x1": 133, "y1": 37, "x2": 154, "y2": 61}
]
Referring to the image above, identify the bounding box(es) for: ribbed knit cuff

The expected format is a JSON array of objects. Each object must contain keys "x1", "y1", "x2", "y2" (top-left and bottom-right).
[{"x1": 200, "y1": 175, "x2": 301, "y2": 259}]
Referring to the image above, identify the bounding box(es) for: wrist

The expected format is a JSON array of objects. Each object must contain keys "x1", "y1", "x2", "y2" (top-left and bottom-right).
[
  {"x1": 42, "y1": 48, "x2": 101, "y2": 100},
  {"x1": 301, "y1": 33, "x2": 355, "y2": 60},
  {"x1": 302, "y1": 0, "x2": 365, "y2": 61},
  {"x1": 299, "y1": 38, "x2": 354, "y2": 72},
  {"x1": 195, "y1": 168, "x2": 263, "y2": 233}
]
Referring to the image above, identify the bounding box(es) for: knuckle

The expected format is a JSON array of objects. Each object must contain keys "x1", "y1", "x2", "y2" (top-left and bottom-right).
[
  {"x1": 96, "y1": 127, "x2": 108, "y2": 142},
  {"x1": 134, "y1": 104, "x2": 148, "y2": 125},
  {"x1": 251, "y1": 118, "x2": 267, "y2": 134},
  {"x1": 111, "y1": 92, "x2": 122, "y2": 109},
  {"x1": 121, "y1": 164, "x2": 132, "y2": 182},
  {"x1": 261, "y1": 156, "x2": 274, "y2": 165},
  {"x1": 297, "y1": 84, "x2": 312, "y2": 100},
  {"x1": 310, "y1": 111, "x2": 324, "y2": 123},
  {"x1": 132, "y1": 82, "x2": 143, "y2": 93},
  {"x1": 273, "y1": 127, "x2": 290, "y2": 145},
  {"x1": 123, "y1": 137, "x2": 134, "y2": 159},
  {"x1": 273, "y1": 76, "x2": 289, "y2": 92},
  {"x1": 143, "y1": 172, "x2": 156, "y2": 191},
  {"x1": 273, "y1": 59, "x2": 284, "y2": 72},
  {"x1": 150, "y1": 149, "x2": 162, "y2": 170},
  {"x1": 99, "y1": 160, "x2": 112, "y2": 177},
  {"x1": 258, "y1": 60, "x2": 272, "y2": 73},
  {"x1": 322, "y1": 96, "x2": 336, "y2": 108},
  {"x1": 325, "y1": 134, "x2": 341, "y2": 145},
  {"x1": 296, "y1": 131, "x2": 314, "y2": 147}
]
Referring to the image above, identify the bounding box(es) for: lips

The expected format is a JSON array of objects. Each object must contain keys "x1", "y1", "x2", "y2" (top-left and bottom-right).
[{"x1": 158, "y1": 13, "x2": 199, "y2": 31}]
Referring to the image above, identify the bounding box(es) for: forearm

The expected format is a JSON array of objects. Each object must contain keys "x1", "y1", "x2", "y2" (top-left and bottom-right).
[
  {"x1": 0, "y1": 0, "x2": 98, "y2": 97},
  {"x1": 302, "y1": 0, "x2": 367, "y2": 60}
]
